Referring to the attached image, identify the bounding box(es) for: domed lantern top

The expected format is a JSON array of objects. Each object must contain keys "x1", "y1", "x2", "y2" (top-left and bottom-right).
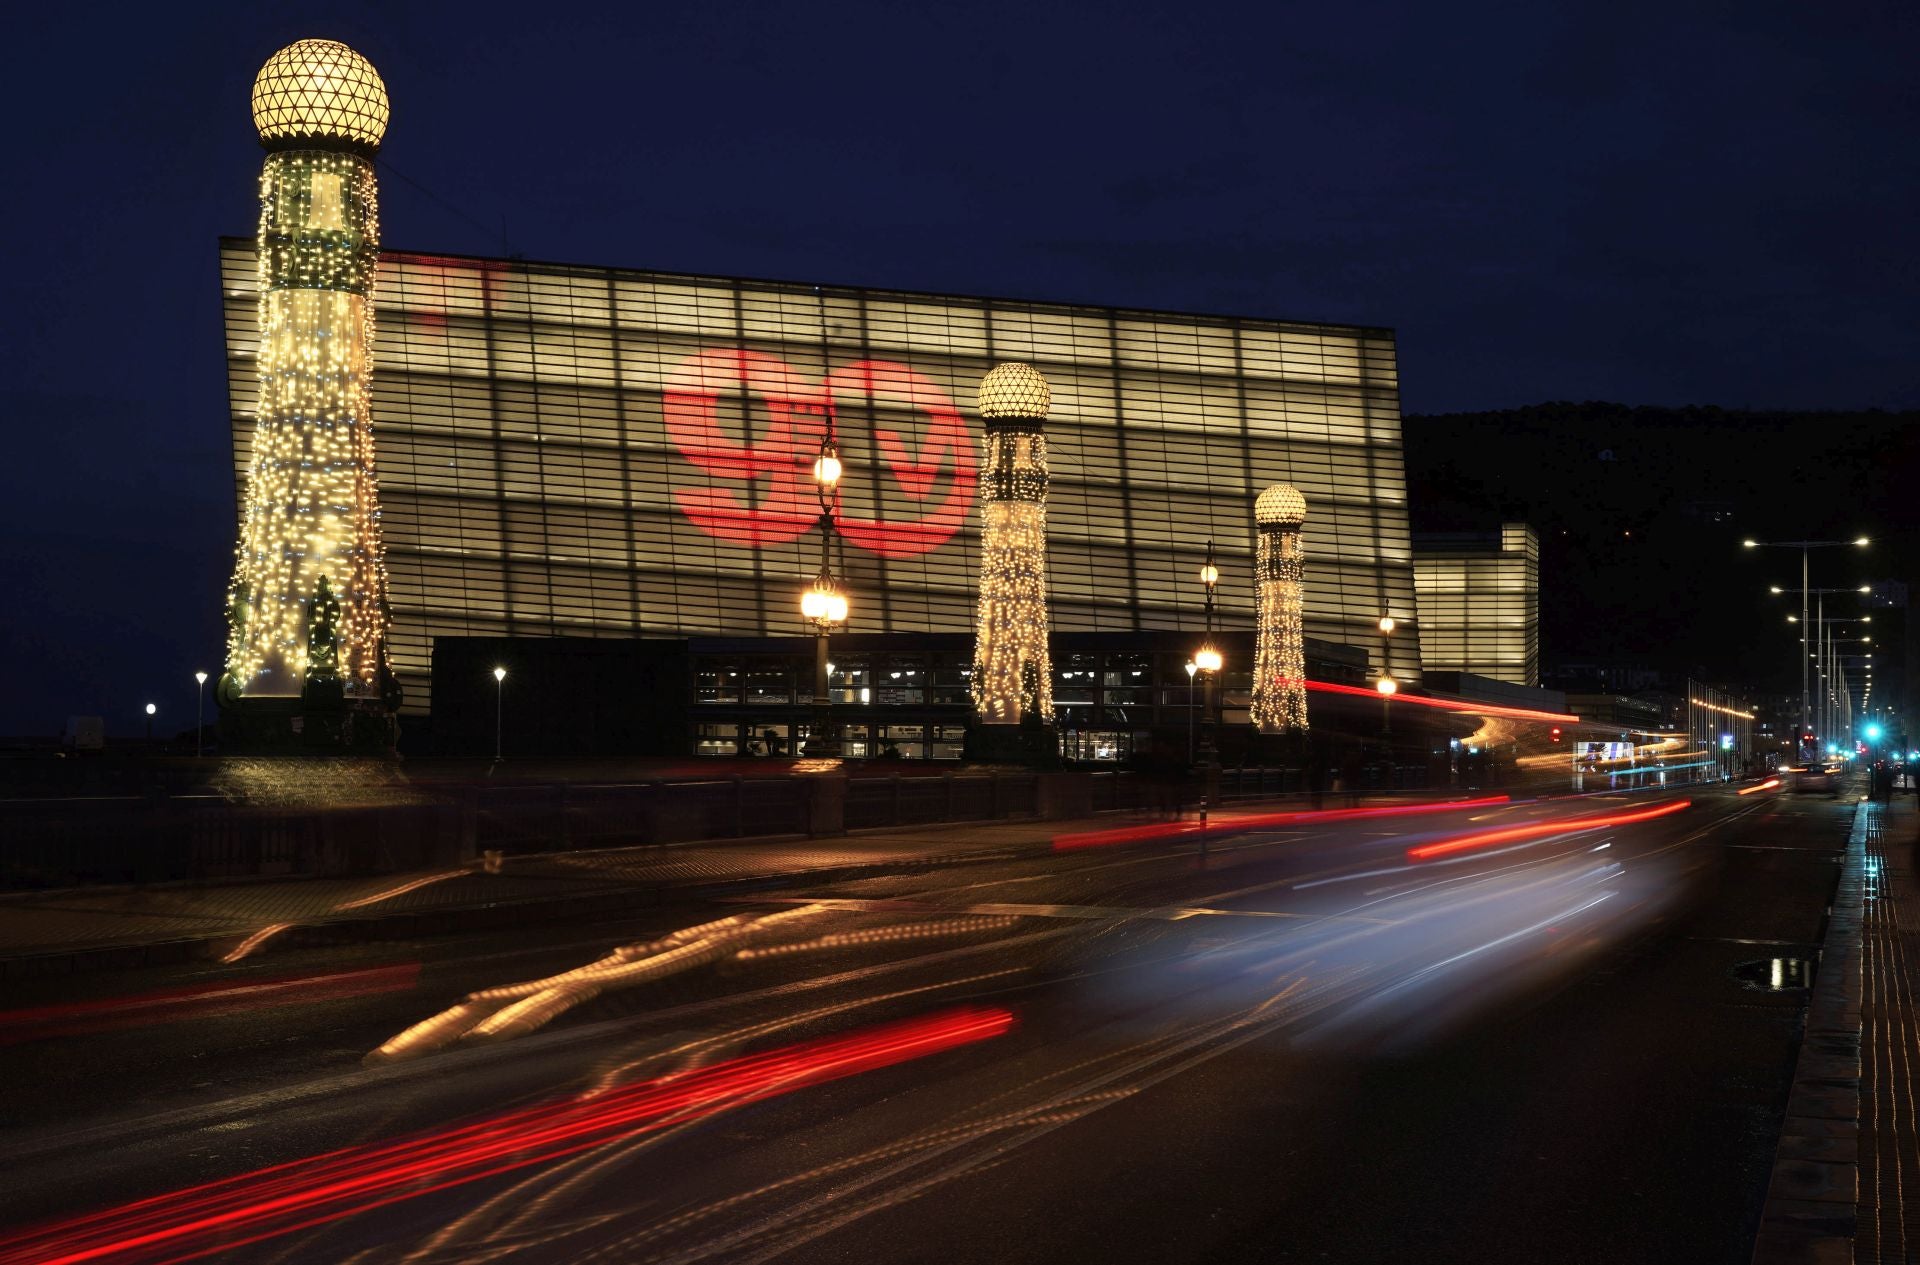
[
  {"x1": 252, "y1": 39, "x2": 389, "y2": 150},
  {"x1": 1255, "y1": 483, "x2": 1307, "y2": 527},
  {"x1": 977, "y1": 362, "x2": 1051, "y2": 420}
]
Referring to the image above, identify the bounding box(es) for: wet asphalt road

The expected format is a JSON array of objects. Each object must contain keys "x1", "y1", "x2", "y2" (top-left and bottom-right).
[{"x1": 0, "y1": 784, "x2": 1853, "y2": 1264}]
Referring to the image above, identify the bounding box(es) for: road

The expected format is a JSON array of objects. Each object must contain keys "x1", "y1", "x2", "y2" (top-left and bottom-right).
[{"x1": 0, "y1": 782, "x2": 1852, "y2": 1264}]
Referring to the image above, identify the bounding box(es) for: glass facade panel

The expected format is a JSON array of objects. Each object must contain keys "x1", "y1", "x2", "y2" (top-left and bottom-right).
[{"x1": 222, "y1": 241, "x2": 1417, "y2": 713}]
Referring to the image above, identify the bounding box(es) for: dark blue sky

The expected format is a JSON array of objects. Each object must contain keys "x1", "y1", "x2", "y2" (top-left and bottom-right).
[{"x1": 1, "y1": 2, "x2": 1914, "y2": 735}]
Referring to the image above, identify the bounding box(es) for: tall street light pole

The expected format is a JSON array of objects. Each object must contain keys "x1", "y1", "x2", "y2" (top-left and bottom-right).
[
  {"x1": 1745, "y1": 536, "x2": 1869, "y2": 759},
  {"x1": 194, "y1": 671, "x2": 208, "y2": 758},
  {"x1": 802, "y1": 432, "x2": 848, "y2": 757},
  {"x1": 1196, "y1": 542, "x2": 1223, "y2": 809},
  {"x1": 145, "y1": 702, "x2": 156, "y2": 746},
  {"x1": 492, "y1": 666, "x2": 505, "y2": 762}
]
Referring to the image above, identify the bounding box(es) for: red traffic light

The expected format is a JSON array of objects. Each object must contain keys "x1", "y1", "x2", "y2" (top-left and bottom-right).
[{"x1": 1550, "y1": 727, "x2": 1562, "y2": 742}]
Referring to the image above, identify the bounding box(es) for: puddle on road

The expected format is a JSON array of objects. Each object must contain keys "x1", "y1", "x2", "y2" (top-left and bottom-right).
[{"x1": 1731, "y1": 956, "x2": 1815, "y2": 992}]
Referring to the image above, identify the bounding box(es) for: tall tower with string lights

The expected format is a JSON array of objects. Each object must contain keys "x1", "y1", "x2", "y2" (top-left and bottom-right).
[
  {"x1": 1250, "y1": 483, "x2": 1309, "y2": 733},
  {"x1": 220, "y1": 40, "x2": 395, "y2": 737},
  {"x1": 969, "y1": 362, "x2": 1055, "y2": 732}
]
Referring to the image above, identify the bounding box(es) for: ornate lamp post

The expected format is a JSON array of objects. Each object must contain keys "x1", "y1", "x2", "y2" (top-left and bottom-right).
[
  {"x1": 1377, "y1": 675, "x2": 1397, "y2": 735},
  {"x1": 802, "y1": 432, "x2": 848, "y2": 756},
  {"x1": 492, "y1": 666, "x2": 505, "y2": 762},
  {"x1": 1196, "y1": 540, "x2": 1223, "y2": 770},
  {"x1": 194, "y1": 671, "x2": 208, "y2": 757}
]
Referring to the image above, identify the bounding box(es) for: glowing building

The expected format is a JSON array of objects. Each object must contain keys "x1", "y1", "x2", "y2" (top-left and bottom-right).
[
  {"x1": 1412, "y1": 524, "x2": 1540, "y2": 687},
  {"x1": 1249, "y1": 484, "x2": 1309, "y2": 732},
  {"x1": 970, "y1": 363, "x2": 1055, "y2": 727},
  {"x1": 220, "y1": 40, "x2": 393, "y2": 713}
]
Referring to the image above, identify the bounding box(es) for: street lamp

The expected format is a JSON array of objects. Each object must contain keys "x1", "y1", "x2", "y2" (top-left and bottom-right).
[
  {"x1": 1746, "y1": 536, "x2": 1870, "y2": 758},
  {"x1": 1377, "y1": 675, "x2": 1397, "y2": 735},
  {"x1": 492, "y1": 666, "x2": 505, "y2": 761},
  {"x1": 145, "y1": 701, "x2": 156, "y2": 745},
  {"x1": 1196, "y1": 543, "x2": 1224, "y2": 797},
  {"x1": 802, "y1": 428, "x2": 848, "y2": 757},
  {"x1": 194, "y1": 671, "x2": 208, "y2": 758}
]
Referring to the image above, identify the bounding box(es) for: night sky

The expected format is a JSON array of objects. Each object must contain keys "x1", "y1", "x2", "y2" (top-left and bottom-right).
[{"x1": 2, "y1": 2, "x2": 1914, "y2": 736}]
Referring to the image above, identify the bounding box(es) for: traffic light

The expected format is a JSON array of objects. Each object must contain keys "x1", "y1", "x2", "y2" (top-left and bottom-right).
[{"x1": 1550, "y1": 727, "x2": 1562, "y2": 743}]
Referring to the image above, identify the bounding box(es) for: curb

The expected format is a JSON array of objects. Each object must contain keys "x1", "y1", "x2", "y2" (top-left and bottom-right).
[{"x1": 1750, "y1": 800, "x2": 1866, "y2": 1265}]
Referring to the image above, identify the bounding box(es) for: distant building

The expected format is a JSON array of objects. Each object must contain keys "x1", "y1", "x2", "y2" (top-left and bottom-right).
[{"x1": 1412, "y1": 524, "x2": 1540, "y2": 687}]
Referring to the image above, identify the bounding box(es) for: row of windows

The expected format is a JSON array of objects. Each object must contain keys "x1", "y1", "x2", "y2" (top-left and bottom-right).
[
  {"x1": 225, "y1": 245, "x2": 1398, "y2": 386},
  {"x1": 222, "y1": 243, "x2": 1422, "y2": 712}
]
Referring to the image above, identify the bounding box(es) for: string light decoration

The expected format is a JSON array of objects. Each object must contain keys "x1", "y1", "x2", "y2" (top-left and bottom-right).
[
  {"x1": 1250, "y1": 483, "x2": 1309, "y2": 733},
  {"x1": 223, "y1": 40, "x2": 393, "y2": 701},
  {"x1": 971, "y1": 363, "x2": 1054, "y2": 725}
]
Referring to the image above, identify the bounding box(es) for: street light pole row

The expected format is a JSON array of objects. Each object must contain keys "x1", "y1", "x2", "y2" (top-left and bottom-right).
[{"x1": 1747, "y1": 536, "x2": 1869, "y2": 758}]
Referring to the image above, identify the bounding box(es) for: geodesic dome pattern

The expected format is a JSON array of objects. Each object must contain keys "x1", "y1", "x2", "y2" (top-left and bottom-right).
[{"x1": 252, "y1": 40, "x2": 389, "y2": 149}]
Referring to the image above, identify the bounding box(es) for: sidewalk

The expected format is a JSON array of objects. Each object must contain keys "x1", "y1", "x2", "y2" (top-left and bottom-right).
[{"x1": 1752, "y1": 786, "x2": 1920, "y2": 1265}]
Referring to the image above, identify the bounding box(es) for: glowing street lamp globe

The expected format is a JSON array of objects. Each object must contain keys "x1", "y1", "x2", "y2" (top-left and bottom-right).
[
  {"x1": 1377, "y1": 677, "x2": 1398, "y2": 696},
  {"x1": 252, "y1": 40, "x2": 390, "y2": 150},
  {"x1": 801, "y1": 573, "x2": 849, "y2": 629},
  {"x1": 811, "y1": 445, "x2": 843, "y2": 491},
  {"x1": 1194, "y1": 644, "x2": 1224, "y2": 674}
]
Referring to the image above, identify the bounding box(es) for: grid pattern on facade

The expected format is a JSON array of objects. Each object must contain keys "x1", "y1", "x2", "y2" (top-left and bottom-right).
[
  {"x1": 220, "y1": 240, "x2": 1418, "y2": 712},
  {"x1": 1413, "y1": 523, "x2": 1540, "y2": 687}
]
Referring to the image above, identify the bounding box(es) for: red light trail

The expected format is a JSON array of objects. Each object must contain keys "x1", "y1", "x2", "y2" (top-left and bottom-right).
[
  {"x1": 1405, "y1": 799, "x2": 1692, "y2": 862},
  {"x1": 0, "y1": 963, "x2": 421, "y2": 1046},
  {"x1": 1289, "y1": 678, "x2": 1580, "y2": 724},
  {"x1": 1052, "y1": 795, "x2": 1512, "y2": 851},
  {"x1": 0, "y1": 1006, "x2": 1014, "y2": 1265}
]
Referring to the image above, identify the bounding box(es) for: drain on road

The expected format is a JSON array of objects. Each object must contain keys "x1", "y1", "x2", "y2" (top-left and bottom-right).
[{"x1": 1732, "y1": 956, "x2": 1815, "y2": 992}]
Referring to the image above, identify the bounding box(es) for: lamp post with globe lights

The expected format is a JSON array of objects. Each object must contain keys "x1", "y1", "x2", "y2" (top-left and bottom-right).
[
  {"x1": 1745, "y1": 536, "x2": 1870, "y2": 758},
  {"x1": 802, "y1": 427, "x2": 849, "y2": 757},
  {"x1": 492, "y1": 667, "x2": 505, "y2": 762},
  {"x1": 145, "y1": 702, "x2": 157, "y2": 746},
  {"x1": 1196, "y1": 541, "x2": 1223, "y2": 774},
  {"x1": 194, "y1": 672, "x2": 208, "y2": 757}
]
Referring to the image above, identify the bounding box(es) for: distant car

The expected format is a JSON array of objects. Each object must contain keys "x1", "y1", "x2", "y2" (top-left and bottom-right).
[{"x1": 1791, "y1": 765, "x2": 1840, "y2": 795}]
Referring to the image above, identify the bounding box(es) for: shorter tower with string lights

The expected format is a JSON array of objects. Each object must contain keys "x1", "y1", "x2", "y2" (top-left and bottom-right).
[
  {"x1": 969, "y1": 363, "x2": 1055, "y2": 746},
  {"x1": 1250, "y1": 484, "x2": 1309, "y2": 733}
]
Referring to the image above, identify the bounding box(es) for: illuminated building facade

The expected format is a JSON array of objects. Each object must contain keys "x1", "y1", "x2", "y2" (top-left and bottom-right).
[
  {"x1": 220, "y1": 245, "x2": 1420, "y2": 718},
  {"x1": 221, "y1": 40, "x2": 393, "y2": 713},
  {"x1": 1412, "y1": 523, "x2": 1540, "y2": 687},
  {"x1": 971, "y1": 363, "x2": 1055, "y2": 728}
]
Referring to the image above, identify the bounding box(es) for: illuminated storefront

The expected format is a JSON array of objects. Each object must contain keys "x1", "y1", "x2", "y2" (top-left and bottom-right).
[{"x1": 221, "y1": 243, "x2": 1420, "y2": 717}]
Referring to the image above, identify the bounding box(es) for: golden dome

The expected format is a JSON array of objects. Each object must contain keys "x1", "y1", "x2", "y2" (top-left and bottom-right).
[
  {"x1": 1255, "y1": 483, "x2": 1307, "y2": 526},
  {"x1": 252, "y1": 40, "x2": 389, "y2": 149},
  {"x1": 977, "y1": 362, "x2": 1051, "y2": 420}
]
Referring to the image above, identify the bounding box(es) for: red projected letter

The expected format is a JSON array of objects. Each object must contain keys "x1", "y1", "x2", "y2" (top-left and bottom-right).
[
  {"x1": 826, "y1": 360, "x2": 976, "y2": 559},
  {"x1": 664, "y1": 349, "x2": 826, "y2": 547},
  {"x1": 665, "y1": 349, "x2": 975, "y2": 558}
]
